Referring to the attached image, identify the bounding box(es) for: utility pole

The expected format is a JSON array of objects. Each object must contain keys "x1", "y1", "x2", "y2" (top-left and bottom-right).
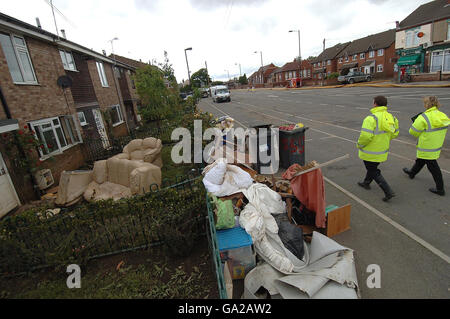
[
  {"x1": 254, "y1": 51, "x2": 264, "y2": 85},
  {"x1": 184, "y1": 47, "x2": 192, "y2": 87},
  {"x1": 289, "y1": 29, "x2": 302, "y2": 87},
  {"x1": 322, "y1": 38, "x2": 326, "y2": 87}
]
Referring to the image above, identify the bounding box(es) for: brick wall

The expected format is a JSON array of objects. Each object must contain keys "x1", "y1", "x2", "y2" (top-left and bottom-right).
[
  {"x1": 87, "y1": 59, "x2": 121, "y2": 110},
  {"x1": 0, "y1": 36, "x2": 77, "y2": 125}
]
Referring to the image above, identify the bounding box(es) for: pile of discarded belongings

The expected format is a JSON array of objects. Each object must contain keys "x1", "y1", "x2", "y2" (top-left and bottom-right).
[{"x1": 203, "y1": 155, "x2": 359, "y2": 299}]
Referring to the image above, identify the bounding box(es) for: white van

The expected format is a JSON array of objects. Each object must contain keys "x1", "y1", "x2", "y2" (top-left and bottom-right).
[{"x1": 211, "y1": 85, "x2": 231, "y2": 103}]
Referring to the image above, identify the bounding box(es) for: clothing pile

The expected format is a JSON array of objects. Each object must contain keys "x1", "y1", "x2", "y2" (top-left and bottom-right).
[{"x1": 202, "y1": 158, "x2": 359, "y2": 299}]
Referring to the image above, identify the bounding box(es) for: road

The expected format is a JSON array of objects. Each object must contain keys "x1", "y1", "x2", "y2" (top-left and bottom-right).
[{"x1": 198, "y1": 86, "x2": 450, "y2": 299}]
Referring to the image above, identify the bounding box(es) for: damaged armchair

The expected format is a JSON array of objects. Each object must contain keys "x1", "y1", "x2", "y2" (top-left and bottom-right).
[{"x1": 113, "y1": 137, "x2": 163, "y2": 168}]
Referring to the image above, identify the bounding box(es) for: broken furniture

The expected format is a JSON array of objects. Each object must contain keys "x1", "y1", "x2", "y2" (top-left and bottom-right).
[
  {"x1": 55, "y1": 170, "x2": 93, "y2": 206},
  {"x1": 113, "y1": 137, "x2": 163, "y2": 168},
  {"x1": 83, "y1": 156, "x2": 161, "y2": 202}
]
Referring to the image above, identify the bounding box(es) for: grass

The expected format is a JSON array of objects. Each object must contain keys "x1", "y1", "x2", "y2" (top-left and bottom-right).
[{"x1": 0, "y1": 240, "x2": 218, "y2": 299}]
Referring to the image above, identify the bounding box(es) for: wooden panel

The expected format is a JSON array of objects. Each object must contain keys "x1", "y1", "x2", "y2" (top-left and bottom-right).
[{"x1": 326, "y1": 204, "x2": 351, "y2": 237}]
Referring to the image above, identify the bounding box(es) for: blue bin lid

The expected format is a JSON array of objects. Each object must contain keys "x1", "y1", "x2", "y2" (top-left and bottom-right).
[{"x1": 217, "y1": 227, "x2": 253, "y2": 251}]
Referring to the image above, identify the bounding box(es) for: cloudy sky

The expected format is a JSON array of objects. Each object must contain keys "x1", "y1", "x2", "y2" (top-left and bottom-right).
[{"x1": 1, "y1": 0, "x2": 432, "y2": 82}]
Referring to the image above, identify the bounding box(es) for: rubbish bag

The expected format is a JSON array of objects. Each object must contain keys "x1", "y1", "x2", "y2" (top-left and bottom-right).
[
  {"x1": 274, "y1": 213, "x2": 304, "y2": 260},
  {"x1": 211, "y1": 195, "x2": 236, "y2": 230}
]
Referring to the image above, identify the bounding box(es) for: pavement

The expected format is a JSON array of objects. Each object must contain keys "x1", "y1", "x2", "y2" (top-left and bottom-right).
[{"x1": 199, "y1": 86, "x2": 450, "y2": 299}]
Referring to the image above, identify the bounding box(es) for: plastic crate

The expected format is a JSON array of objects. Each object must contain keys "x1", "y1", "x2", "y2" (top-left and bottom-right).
[{"x1": 217, "y1": 227, "x2": 256, "y2": 280}]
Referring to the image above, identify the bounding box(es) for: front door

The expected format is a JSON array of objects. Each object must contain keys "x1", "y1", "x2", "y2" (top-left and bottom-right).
[
  {"x1": 0, "y1": 152, "x2": 20, "y2": 218},
  {"x1": 92, "y1": 108, "x2": 110, "y2": 149}
]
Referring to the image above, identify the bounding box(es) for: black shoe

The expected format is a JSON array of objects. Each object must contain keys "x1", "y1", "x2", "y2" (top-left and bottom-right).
[
  {"x1": 403, "y1": 168, "x2": 414, "y2": 179},
  {"x1": 382, "y1": 193, "x2": 396, "y2": 202},
  {"x1": 429, "y1": 188, "x2": 445, "y2": 196},
  {"x1": 374, "y1": 174, "x2": 395, "y2": 202},
  {"x1": 357, "y1": 181, "x2": 371, "y2": 190}
]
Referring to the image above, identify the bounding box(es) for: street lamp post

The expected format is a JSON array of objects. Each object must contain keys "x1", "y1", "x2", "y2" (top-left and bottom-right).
[
  {"x1": 289, "y1": 30, "x2": 302, "y2": 87},
  {"x1": 254, "y1": 51, "x2": 264, "y2": 85},
  {"x1": 184, "y1": 47, "x2": 192, "y2": 87},
  {"x1": 235, "y1": 63, "x2": 242, "y2": 77}
]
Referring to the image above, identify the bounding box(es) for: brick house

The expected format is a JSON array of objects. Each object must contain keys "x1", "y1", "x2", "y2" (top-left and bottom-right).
[
  {"x1": 311, "y1": 42, "x2": 350, "y2": 84},
  {"x1": 270, "y1": 59, "x2": 313, "y2": 87},
  {"x1": 336, "y1": 29, "x2": 397, "y2": 79},
  {"x1": 0, "y1": 12, "x2": 138, "y2": 215},
  {"x1": 247, "y1": 63, "x2": 278, "y2": 87},
  {"x1": 395, "y1": 0, "x2": 450, "y2": 81}
]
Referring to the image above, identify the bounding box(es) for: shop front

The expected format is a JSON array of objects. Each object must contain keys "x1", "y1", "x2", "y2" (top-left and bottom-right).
[{"x1": 396, "y1": 47, "x2": 425, "y2": 75}]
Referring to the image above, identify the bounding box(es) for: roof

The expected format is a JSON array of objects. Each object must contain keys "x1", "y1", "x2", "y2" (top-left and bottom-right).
[
  {"x1": 337, "y1": 29, "x2": 395, "y2": 57},
  {"x1": 399, "y1": 0, "x2": 450, "y2": 30},
  {"x1": 0, "y1": 12, "x2": 131, "y2": 69},
  {"x1": 311, "y1": 42, "x2": 351, "y2": 63},
  {"x1": 109, "y1": 54, "x2": 149, "y2": 69},
  {"x1": 281, "y1": 60, "x2": 301, "y2": 72}
]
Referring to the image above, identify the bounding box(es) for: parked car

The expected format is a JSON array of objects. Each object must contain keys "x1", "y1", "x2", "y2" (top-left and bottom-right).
[
  {"x1": 179, "y1": 92, "x2": 193, "y2": 101},
  {"x1": 211, "y1": 85, "x2": 231, "y2": 103},
  {"x1": 200, "y1": 88, "x2": 209, "y2": 98},
  {"x1": 337, "y1": 71, "x2": 371, "y2": 84}
]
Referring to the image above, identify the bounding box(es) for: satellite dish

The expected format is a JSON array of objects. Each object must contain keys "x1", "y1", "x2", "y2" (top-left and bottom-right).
[{"x1": 57, "y1": 75, "x2": 73, "y2": 89}]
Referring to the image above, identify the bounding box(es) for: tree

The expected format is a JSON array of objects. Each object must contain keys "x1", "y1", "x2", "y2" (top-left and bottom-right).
[
  {"x1": 134, "y1": 65, "x2": 181, "y2": 127},
  {"x1": 190, "y1": 68, "x2": 211, "y2": 88},
  {"x1": 158, "y1": 51, "x2": 178, "y2": 90},
  {"x1": 238, "y1": 73, "x2": 248, "y2": 85},
  {"x1": 211, "y1": 80, "x2": 224, "y2": 86}
]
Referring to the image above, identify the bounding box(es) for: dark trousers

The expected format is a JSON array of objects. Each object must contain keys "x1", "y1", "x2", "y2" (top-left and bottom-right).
[
  {"x1": 363, "y1": 160, "x2": 381, "y2": 184},
  {"x1": 410, "y1": 158, "x2": 444, "y2": 191}
]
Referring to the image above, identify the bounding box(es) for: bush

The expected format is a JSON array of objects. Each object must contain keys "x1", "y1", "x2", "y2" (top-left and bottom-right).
[{"x1": 327, "y1": 72, "x2": 340, "y2": 79}]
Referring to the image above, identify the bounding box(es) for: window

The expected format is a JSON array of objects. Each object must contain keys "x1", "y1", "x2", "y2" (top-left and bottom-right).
[
  {"x1": 448, "y1": 22, "x2": 450, "y2": 40},
  {"x1": 353, "y1": 54, "x2": 358, "y2": 61},
  {"x1": 29, "y1": 115, "x2": 82, "y2": 158},
  {"x1": 345, "y1": 56, "x2": 349, "y2": 62},
  {"x1": 360, "y1": 53, "x2": 365, "y2": 59},
  {"x1": 59, "y1": 49, "x2": 76, "y2": 71},
  {"x1": 0, "y1": 33, "x2": 37, "y2": 84},
  {"x1": 406, "y1": 29, "x2": 420, "y2": 48},
  {"x1": 109, "y1": 105, "x2": 124, "y2": 126},
  {"x1": 338, "y1": 58, "x2": 343, "y2": 63},
  {"x1": 431, "y1": 50, "x2": 450, "y2": 72},
  {"x1": 377, "y1": 64, "x2": 383, "y2": 72},
  {"x1": 96, "y1": 61, "x2": 109, "y2": 87},
  {"x1": 377, "y1": 49, "x2": 384, "y2": 57},
  {"x1": 77, "y1": 111, "x2": 88, "y2": 126},
  {"x1": 327, "y1": 60, "x2": 331, "y2": 65},
  {"x1": 307, "y1": 69, "x2": 311, "y2": 77},
  {"x1": 369, "y1": 50, "x2": 375, "y2": 58}
]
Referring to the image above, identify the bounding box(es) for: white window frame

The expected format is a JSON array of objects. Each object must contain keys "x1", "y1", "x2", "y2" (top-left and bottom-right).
[
  {"x1": 447, "y1": 21, "x2": 450, "y2": 41},
  {"x1": 377, "y1": 64, "x2": 384, "y2": 72},
  {"x1": 431, "y1": 49, "x2": 450, "y2": 73},
  {"x1": 0, "y1": 33, "x2": 37, "y2": 84},
  {"x1": 59, "y1": 49, "x2": 77, "y2": 71},
  {"x1": 110, "y1": 105, "x2": 124, "y2": 127},
  {"x1": 338, "y1": 58, "x2": 343, "y2": 63},
  {"x1": 353, "y1": 54, "x2": 358, "y2": 61},
  {"x1": 377, "y1": 49, "x2": 384, "y2": 57},
  {"x1": 96, "y1": 61, "x2": 109, "y2": 87},
  {"x1": 77, "y1": 111, "x2": 88, "y2": 126},
  {"x1": 369, "y1": 50, "x2": 375, "y2": 58},
  {"x1": 327, "y1": 60, "x2": 331, "y2": 65},
  {"x1": 29, "y1": 115, "x2": 82, "y2": 159},
  {"x1": 345, "y1": 56, "x2": 349, "y2": 62},
  {"x1": 360, "y1": 53, "x2": 365, "y2": 59}
]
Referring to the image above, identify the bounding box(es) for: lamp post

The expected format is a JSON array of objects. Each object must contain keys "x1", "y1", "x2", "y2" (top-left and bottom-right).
[
  {"x1": 254, "y1": 51, "x2": 264, "y2": 85},
  {"x1": 184, "y1": 47, "x2": 192, "y2": 87},
  {"x1": 235, "y1": 63, "x2": 242, "y2": 77},
  {"x1": 289, "y1": 30, "x2": 302, "y2": 87}
]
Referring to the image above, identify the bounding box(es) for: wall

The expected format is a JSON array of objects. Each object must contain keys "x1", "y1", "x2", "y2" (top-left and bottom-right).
[
  {"x1": 67, "y1": 51, "x2": 98, "y2": 106},
  {"x1": 395, "y1": 23, "x2": 432, "y2": 50}
]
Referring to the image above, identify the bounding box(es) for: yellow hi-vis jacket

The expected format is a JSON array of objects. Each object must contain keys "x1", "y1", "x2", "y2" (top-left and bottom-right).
[
  {"x1": 409, "y1": 106, "x2": 449, "y2": 160},
  {"x1": 357, "y1": 106, "x2": 399, "y2": 162}
]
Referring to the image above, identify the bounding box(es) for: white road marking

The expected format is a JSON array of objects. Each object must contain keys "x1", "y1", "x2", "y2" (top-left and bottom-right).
[
  {"x1": 356, "y1": 107, "x2": 369, "y2": 110},
  {"x1": 324, "y1": 176, "x2": 450, "y2": 264},
  {"x1": 336, "y1": 105, "x2": 346, "y2": 108}
]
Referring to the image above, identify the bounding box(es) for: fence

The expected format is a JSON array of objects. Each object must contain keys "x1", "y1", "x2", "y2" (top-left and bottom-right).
[{"x1": 0, "y1": 172, "x2": 206, "y2": 275}]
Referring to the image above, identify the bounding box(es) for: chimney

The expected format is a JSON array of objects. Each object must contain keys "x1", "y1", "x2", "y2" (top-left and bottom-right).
[
  {"x1": 102, "y1": 50, "x2": 106, "y2": 56},
  {"x1": 60, "y1": 29, "x2": 66, "y2": 39},
  {"x1": 36, "y1": 17, "x2": 42, "y2": 29},
  {"x1": 395, "y1": 21, "x2": 400, "y2": 29}
]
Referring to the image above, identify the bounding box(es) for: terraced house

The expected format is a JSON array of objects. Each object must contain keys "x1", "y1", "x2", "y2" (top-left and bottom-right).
[
  {"x1": 311, "y1": 42, "x2": 350, "y2": 83},
  {"x1": 0, "y1": 12, "x2": 141, "y2": 216},
  {"x1": 336, "y1": 29, "x2": 396, "y2": 79},
  {"x1": 395, "y1": 0, "x2": 450, "y2": 81}
]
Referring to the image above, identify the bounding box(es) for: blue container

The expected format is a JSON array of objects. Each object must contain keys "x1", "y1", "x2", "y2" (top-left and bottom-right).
[{"x1": 217, "y1": 227, "x2": 256, "y2": 280}]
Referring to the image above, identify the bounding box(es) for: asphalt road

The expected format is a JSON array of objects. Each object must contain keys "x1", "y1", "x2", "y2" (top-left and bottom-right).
[{"x1": 198, "y1": 86, "x2": 450, "y2": 299}]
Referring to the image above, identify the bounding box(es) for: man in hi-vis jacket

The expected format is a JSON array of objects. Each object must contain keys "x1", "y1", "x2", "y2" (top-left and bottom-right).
[{"x1": 357, "y1": 96, "x2": 399, "y2": 202}]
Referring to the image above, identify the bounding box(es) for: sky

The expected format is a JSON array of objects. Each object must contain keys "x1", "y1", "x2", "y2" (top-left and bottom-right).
[{"x1": 0, "y1": 0, "x2": 433, "y2": 82}]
